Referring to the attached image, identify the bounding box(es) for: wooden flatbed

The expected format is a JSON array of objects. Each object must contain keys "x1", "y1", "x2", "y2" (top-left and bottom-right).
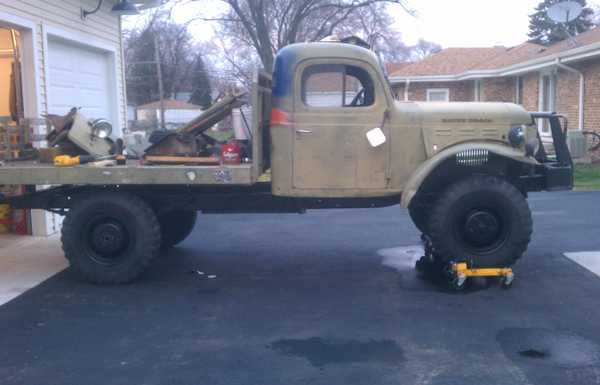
[
  {"x1": 0, "y1": 160, "x2": 255, "y2": 185},
  {"x1": 0, "y1": 71, "x2": 273, "y2": 188}
]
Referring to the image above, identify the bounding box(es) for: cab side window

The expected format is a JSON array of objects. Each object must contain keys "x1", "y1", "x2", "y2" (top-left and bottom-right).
[{"x1": 301, "y1": 64, "x2": 375, "y2": 108}]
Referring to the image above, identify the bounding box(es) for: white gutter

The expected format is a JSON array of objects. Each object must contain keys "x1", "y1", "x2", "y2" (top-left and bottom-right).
[{"x1": 556, "y1": 58, "x2": 585, "y2": 130}]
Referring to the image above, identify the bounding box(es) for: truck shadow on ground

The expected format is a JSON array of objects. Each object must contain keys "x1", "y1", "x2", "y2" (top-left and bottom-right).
[{"x1": 135, "y1": 242, "x2": 511, "y2": 296}]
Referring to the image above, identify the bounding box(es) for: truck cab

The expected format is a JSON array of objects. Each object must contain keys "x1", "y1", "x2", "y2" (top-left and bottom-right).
[
  {"x1": 269, "y1": 42, "x2": 571, "y2": 202},
  {"x1": 270, "y1": 42, "x2": 396, "y2": 197}
]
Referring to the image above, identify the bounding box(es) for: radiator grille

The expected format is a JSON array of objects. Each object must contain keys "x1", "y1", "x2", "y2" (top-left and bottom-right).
[{"x1": 456, "y1": 149, "x2": 489, "y2": 166}]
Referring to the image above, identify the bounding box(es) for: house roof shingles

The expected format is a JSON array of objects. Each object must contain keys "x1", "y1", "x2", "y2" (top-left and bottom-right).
[
  {"x1": 390, "y1": 27, "x2": 600, "y2": 77},
  {"x1": 390, "y1": 47, "x2": 507, "y2": 77},
  {"x1": 476, "y1": 42, "x2": 545, "y2": 70},
  {"x1": 386, "y1": 62, "x2": 410, "y2": 74}
]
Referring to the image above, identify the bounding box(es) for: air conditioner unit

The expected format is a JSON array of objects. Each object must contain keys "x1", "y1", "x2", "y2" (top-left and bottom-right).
[{"x1": 566, "y1": 130, "x2": 588, "y2": 159}]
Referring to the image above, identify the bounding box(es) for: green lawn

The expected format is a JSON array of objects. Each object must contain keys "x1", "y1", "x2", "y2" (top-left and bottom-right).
[
  {"x1": 574, "y1": 165, "x2": 600, "y2": 190},
  {"x1": 205, "y1": 130, "x2": 233, "y2": 143}
]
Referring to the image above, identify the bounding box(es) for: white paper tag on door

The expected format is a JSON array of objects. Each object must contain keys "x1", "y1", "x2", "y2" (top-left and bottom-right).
[{"x1": 366, "y1": 127, "x2": 386, "y2": 147}]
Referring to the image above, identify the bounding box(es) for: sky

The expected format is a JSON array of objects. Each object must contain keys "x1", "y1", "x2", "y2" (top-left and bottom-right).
[
  {"x1": 394, "y1": 0, "x2": 600, "y2": 47},
  {"x1": 126, "y1": 0, "x2": 600, "y2": 49}
]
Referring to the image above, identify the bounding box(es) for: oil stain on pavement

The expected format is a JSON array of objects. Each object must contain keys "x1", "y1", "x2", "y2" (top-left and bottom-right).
[
  {"x1": 268, "y1": 337, "x2": 404, "y2": 367},
  {"x1": 497, "y1": 327, "x2": 600, "y2": 368}
]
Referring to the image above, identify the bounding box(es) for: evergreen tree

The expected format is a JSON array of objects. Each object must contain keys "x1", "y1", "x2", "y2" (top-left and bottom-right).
[
  {"x1": 528, "y1": 0, "x2": 594, "y2": 45},
  {"x1": 188, "y1": 55, "x2": 212, "y2": 109}
]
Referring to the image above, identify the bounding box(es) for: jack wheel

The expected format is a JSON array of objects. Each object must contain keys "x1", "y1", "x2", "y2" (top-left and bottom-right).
[
  {"x1": 444, "y1": 264, "x2": 467, "y2": 291},
  {"x1": 501, "y1": 273, "x2": 514, "y2": 289},
  {"x1": 450, "y1": 275, "x2": 467, "y2": 291}
]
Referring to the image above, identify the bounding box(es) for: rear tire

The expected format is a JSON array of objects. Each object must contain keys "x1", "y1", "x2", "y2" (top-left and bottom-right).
[
  {"x1": 158, "y1": 210, "x2": 197, "y2": 248},
  {"x1": 428, "y1": 176, "x2": 532, "y2": 268},
  {"x1": 61, "y1": 192, "x2": 161, "y2": 284}
]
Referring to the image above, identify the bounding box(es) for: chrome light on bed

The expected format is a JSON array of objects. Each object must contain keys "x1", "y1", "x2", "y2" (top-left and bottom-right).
[{"x1": 90, "y1": 119, "x2": 113, "y2": 139}]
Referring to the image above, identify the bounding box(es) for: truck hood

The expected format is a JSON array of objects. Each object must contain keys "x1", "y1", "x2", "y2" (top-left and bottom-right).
[
  {"x1": 394, "y1": 101, "x2": 533, "y2": 158},
  {"x1": 411, "y1": 101, "x2": 532, "y2": 126}
]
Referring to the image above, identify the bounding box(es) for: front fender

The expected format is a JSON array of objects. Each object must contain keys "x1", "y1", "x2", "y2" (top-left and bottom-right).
[{"x1": 400, "y1": 142, "x2": 539, "y2": 208}]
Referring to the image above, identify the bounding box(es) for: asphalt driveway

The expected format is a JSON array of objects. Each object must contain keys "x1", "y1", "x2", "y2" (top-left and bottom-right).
[{"x1": 2, "y1": 191, "x2": 600, "y2": 385}]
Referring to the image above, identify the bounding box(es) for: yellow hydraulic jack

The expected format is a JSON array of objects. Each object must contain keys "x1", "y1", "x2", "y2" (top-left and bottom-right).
[{"x1": 449, "y1": 262, "x2": 514, "y2": 290}]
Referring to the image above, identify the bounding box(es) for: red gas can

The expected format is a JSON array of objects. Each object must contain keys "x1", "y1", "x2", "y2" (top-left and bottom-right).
[{"x1": 221, "y1": 141, "x2": 241, "y2": 164}]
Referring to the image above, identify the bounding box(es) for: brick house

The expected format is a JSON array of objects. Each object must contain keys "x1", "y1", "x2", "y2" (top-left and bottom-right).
[{"x1": 389, "y1": 27, "x2": 600, "y2": 136}]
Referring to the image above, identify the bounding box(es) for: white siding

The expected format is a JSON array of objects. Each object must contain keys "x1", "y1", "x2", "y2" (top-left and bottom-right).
[
  {"x1": 0, "y1": 0, "x2": 126, "y2": 131},
  {"x1": 0, "y1": 1, "x2": 126, "y2": 235}
]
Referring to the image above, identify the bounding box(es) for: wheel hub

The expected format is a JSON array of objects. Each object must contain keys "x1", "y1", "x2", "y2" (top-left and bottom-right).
[
  {"x1": 90, "y1": 222, "x2": 127, "y2": 256},
  {"x1": 463, "y1": 210, "x2": 501, "y2": 247}
]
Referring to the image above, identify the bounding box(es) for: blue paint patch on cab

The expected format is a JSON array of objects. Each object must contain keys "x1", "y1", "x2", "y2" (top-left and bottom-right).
[{"x1": 272, "y1": 47, "x2": 296, "y2": 99}]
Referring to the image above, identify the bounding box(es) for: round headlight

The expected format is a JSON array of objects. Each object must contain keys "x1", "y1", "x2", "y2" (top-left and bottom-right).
[
  {"x1": 91, "y1": 119, "x2": 112, "y2": 139},
  {"x1": 508, "y1": 125, "x2": 524, "y2": 146}
]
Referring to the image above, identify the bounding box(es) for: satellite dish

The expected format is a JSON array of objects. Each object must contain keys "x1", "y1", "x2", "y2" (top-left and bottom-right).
[{"x1": 547, "y1": 1, "x2": 583, "y2": 23}]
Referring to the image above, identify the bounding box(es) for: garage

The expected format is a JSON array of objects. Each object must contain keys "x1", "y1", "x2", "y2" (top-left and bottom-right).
[{"x1": 46, "y1": 37, "x2": 116, "y2": 126}]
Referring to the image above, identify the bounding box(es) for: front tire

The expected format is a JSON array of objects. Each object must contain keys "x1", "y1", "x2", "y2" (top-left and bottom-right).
[
  {"x1": 428, "y1": 176, "x2": 532, "y2": 268},
  {"x1": 408, "y1": 196, "x2": 431, "y2": 235},
  {"x1": 61, "y1": 192, "x2": 161, "y2": 284}
]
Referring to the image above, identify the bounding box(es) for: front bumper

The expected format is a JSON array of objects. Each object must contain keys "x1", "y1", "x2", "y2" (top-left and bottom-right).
[{"x1": 520, "y1": 112, "x2": 573, "y2": 192}]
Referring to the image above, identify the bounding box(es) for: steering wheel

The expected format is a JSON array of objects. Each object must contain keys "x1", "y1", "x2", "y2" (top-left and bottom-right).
[{"x1": 349, "y1": 88, "x2": 365, "y2": 107}]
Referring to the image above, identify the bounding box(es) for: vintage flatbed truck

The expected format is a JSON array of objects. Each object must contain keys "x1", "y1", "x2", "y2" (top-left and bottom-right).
[{"x1": 3, "y1": 41, "x2": 573, "y2": 284}]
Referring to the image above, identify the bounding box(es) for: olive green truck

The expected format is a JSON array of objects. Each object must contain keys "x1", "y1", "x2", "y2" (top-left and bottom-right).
[{"x1": 3, "y1": 41, "x2": 572, "y2": 284}]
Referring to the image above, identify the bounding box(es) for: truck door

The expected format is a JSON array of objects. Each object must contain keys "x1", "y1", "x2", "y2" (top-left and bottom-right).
[{"x1": 292, "y1": 61, "x2": 388, "y2": 191}]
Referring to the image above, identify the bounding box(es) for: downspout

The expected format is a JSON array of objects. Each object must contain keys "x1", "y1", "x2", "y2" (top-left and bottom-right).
[
  {"x1": 404, "y1": 79, "x2": 410, "y2": 101},
  {"x1": 556, "y1": 58, "x2": 584, "y2": 130}
]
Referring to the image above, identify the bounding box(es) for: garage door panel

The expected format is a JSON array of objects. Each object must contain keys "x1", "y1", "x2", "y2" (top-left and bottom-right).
[
  {"x1": 80, "y1": 95, "x2": 105, "y2": 110},
  {"x1": 80, "y1": 64, "x2": 107, "y2": 77},
  {"x1": 48, "y1": 74, "x2": 76, "y2": 92},
  {"x1": 47, "y1": 44, "x2": 74, "y2": 71},
  {"x1": 79, "y1": 75, "x2": 107, "y2": 92},
  {"x1": 47, "y1": 38, "x2": 113, "y2": 122},
  {"x1": 48, "y1": 85, "x2": 76, "y2": 109}
]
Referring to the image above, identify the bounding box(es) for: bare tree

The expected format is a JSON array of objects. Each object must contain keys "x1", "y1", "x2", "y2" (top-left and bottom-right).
[
  {"x1": 334, "y1": 2, "x2": 412, "y2": 63},
  {"x1": 191, "y1": 0, "x2": 413, "y2": 73},
  {"x1": 125, "y1": 10, "x2": 212, "y2": 106},
  {"x1": 410, "y1": 38, "x2": 442, "y2": 61},
  {"x1": 592, "y1": 3, "x2": 600, "y2": 25}
]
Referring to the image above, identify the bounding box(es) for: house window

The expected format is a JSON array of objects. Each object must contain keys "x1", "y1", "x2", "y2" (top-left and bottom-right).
[
  {"x1": 474, "y1": 80, "x2": 483, "y2": 101},
  {"x1": 538, "y1": 73, "x2": 556, "y2": 134},
  {"x1": 301, "y1": 64, "x2": 375, "y2": 108},
  {"x1": 426, "y1": 88, "x2": 449, "y2": 102},
  {"x1": 515, "y1": 76, "x2": 524, "y2": 105}
]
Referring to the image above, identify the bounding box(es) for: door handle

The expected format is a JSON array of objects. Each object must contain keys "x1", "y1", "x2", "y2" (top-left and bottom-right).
[{"x1": 295, "y1": 129, "x2": 312, "y2": 134}]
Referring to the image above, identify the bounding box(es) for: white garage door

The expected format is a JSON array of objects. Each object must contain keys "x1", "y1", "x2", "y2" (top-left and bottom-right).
[
  {"x1": 47, "y1": 38, "x2": 114, "y2": 123},
  {"x1": 35, "y1": 38, "x2": 115, "y2": 237}
]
